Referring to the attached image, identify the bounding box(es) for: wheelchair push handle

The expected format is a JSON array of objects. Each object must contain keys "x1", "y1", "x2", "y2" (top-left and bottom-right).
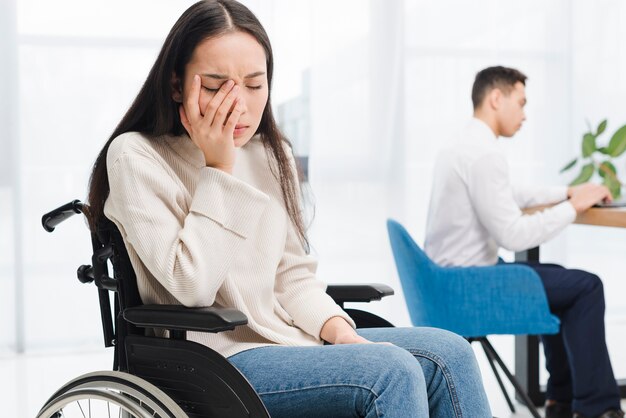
[{"x1": 42, "y1": 199, "x2": 86, "y2": 232}]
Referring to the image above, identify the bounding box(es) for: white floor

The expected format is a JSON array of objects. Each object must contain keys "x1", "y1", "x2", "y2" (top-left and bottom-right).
[
  {"x1": 2, "y1": 335, "x2": 625, "y2": 418},
  {"x1": 474, "y1": 334, "x2": 626, "y2": 418}
]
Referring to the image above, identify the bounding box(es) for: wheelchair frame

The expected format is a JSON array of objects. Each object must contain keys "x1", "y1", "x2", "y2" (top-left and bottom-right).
[{"x1": 38, "y1": 200, "x2": 395, "y2": 418}]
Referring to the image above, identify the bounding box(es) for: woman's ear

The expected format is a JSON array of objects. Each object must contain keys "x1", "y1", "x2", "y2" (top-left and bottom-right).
[{"x1": 171, "y1": 72, "x2": 183, "y2": 103}]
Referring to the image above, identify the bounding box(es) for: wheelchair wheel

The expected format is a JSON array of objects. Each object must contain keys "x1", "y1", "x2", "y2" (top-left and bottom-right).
[{"x1": 37, "y1": 370, "x2": 188, "y2": 418}]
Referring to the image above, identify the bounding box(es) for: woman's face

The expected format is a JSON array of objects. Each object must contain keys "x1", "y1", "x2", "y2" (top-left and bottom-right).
[{"x1": 174, "y1": 31, "x2": 269, "y2": 147}]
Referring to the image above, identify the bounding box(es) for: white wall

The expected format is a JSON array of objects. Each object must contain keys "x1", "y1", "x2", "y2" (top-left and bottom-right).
[{"x1": 2, "y1": 1, "x2": 626, "y2": 414}]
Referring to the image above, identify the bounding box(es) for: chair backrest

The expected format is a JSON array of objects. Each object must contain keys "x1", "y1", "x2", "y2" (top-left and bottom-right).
[
  {"x1": 386, "y1": 219, "x2": 560, "y2": 337},
  {"x1": 386, "y1": 219, "x2": 441, "y2": 327}
]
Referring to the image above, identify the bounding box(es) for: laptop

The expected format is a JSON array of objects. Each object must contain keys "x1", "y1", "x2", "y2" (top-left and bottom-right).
[{"x1": 594, "y1": 199, "x2": 626, "y2": 208}]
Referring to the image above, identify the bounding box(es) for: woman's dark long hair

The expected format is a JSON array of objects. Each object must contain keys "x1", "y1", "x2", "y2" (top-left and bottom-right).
[{"x1": 87, "y1": 0, "x2": 308, "y2": 248}]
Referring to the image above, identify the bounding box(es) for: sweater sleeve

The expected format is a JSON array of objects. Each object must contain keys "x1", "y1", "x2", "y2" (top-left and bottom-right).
[
  {"x1": 271, "y1": 152, "x2": 355, "y2": 339},
  {"x1": 468, "y1": 153, "x2": 576, "y2": 252},
  {"x1": 273, "y1": 219, "x2": 356, "y2": 340},
  {"x1": 105, "y1": 151, "x2": 269, "y2": 307}
]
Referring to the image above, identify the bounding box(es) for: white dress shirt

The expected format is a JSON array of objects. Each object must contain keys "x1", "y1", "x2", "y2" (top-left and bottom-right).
[{"x1": 424, "y1": 118, "x2": 577, "y2": 267}]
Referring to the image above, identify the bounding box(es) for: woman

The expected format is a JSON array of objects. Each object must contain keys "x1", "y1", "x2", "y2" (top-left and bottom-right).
[{"x1": 87, "y1": 1, "x2": 492, "y2": 416}]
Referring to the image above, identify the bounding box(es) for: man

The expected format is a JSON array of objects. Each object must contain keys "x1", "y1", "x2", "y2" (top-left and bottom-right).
[{"x1": 424, "y1": 66, "x2": 623, "y2": 418}]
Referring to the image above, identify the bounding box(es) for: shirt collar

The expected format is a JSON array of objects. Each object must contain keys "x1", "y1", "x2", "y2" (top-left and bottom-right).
[
  {"x1": 161, "y1": 133, "x2": 204, "y2": 168},
  {"x1": 468, "y1": 117, "x2": 498, "y2": 144}
]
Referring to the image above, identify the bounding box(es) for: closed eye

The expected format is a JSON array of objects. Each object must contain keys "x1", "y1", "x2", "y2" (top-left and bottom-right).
[{"x1": 203, "y1": 85, "x2": 261, "y2": 92}]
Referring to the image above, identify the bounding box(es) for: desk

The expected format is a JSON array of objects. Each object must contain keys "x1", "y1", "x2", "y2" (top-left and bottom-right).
[{"x1": 515, "y1": 206, "x2": 626, "y2": 405}]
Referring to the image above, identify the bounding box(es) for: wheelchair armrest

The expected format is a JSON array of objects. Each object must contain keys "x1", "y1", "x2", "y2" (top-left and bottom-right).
[
  {"x1": 123, "y1": 304, "x2": 248, "y2": 333},
  {"x1": 326, "y1": 283, "x2": 394, "y2": 305}
]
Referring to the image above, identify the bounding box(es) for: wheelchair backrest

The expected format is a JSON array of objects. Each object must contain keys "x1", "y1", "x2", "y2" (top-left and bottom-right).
[
  {"x1": 93, "y1": 217, "x2": 146, "y2": 371},
  {"x1": 42, "y1": 200, "x2": 144, "y2": 370}
]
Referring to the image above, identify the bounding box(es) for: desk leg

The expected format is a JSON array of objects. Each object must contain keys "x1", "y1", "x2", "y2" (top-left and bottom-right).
[
  {"x1": 515, "y1": 335, "x2": 544, "y2": 406},
  {"x1": 515, "y1": 247, "x2": 544, "y2": 406}
]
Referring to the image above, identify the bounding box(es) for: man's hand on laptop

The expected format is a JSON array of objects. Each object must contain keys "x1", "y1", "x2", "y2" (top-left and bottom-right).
[{"x1": 567, "y1": 183, "x2": 613, "y2": 214}]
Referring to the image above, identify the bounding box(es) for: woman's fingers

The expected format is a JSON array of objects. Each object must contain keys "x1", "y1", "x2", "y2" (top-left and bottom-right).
[
  {"x1": 208, "y1": 85, "x2": 240, "y2": 129},
  {"x1": 202, "y1": 80, "x2": 235, "y2": 125},
  {"x1": 223, "y1": 98, "x2": 244, "y2": 135},
  {"x1": 184, "y1": 74, "x2": 202, "y2": 125},
  {"x1": 179, "y1": 105, "x2": 191, "y2": 133},
  {"x1": 179, "y1": 76, "x2": 239, "y2": 170}
]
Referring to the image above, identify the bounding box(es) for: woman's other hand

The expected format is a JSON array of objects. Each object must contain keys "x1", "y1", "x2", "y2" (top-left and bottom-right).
[
  {"x1": 334, "y1": 332, "x2": 375, "y2": 345},
  {"x1": 321, "y1": 316, "x2": 390, "y2": 345}
]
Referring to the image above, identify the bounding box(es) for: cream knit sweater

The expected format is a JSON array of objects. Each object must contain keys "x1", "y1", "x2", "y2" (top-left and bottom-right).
[{"x1": 104, "y1": 132, "x2": 354, "y2": 358}]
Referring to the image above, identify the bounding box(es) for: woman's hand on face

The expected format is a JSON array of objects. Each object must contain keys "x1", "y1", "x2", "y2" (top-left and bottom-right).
[{"x1": 179, "y1": 75, "x2": 244, "y2": 173}]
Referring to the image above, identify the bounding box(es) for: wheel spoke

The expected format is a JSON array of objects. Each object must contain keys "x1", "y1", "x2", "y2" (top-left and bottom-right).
[
  {"x1": 38, "y1": 372, "x2": 185, "y2": 418},
  {"x1": 78, "y1": 401, "x2": 87, "y2": 418}
]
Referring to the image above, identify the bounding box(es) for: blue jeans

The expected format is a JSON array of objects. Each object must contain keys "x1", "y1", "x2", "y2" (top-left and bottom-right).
[{"x1": 228, "y1": 327, "x2": 492, "y2": 417}]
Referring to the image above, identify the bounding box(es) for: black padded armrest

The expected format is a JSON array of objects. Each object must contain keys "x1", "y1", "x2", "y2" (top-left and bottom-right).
[
  {"x1": 326, "y1": 283, "x2": 394, "y2": 305},
  {"x1": 123, "y1": 304, "x2": 248, "y2": 333}
]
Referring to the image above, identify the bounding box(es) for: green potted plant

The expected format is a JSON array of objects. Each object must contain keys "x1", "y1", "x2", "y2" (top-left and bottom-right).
[{"x1": 560, "y1": 119, "x2": 626, "y2": 199}]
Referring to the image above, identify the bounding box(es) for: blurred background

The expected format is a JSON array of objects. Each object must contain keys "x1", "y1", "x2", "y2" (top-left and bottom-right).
[{"x1": 1, "y1": 0, "x2": 625, "y2": 416}]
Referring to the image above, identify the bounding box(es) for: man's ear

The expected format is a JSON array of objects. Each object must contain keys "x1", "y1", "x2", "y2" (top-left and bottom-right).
[
  {"x1": 171, "y1": 72, "x2": 183, "y2": 103},
  {"x1": 488, "y1": 88, "x2": 502, "y2": 110}
]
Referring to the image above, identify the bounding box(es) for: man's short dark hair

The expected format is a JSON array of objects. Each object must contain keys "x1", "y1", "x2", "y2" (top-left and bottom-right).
[{"x1": 471, "y1": 66, "x2": 527, "y2": 109}]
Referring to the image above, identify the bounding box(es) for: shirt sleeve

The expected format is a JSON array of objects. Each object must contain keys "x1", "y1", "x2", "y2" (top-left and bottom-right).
[
  {"x1": 512, "y1": 184, "x2": 568, "y2": 208},
  {"x1": 105, "y1": 151, "x2": 269, "y2": 307},
  {"x1": 467, "y1": 152, "x2": 577, "y2": 252}
]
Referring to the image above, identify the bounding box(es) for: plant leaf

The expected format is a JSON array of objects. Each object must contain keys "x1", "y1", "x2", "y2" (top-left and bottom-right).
[
  {"x1": 598, "y1": 160, "x2": 617, "y2": 179},
  {"x1": 597, "y1": 146, "x2": 610, "y2": 154},
  {"x1": 559, "y1": 158, "x2": 578, "y2": 173},
  {"x1": 569, "y1": 163, "x2": 595, "y2": 186},
  {"x1": 596, "y1": 119, "x2": 607, "y2": 136},
  {"x1": 582, "y1": 133, "x2": 596, "y2": 157},
  {"x1": 603, "y1": 175, "x2": 622, "y2": 199},
  {"x1": 607, "y1": 124, "x2": 626, "y2": 157}
]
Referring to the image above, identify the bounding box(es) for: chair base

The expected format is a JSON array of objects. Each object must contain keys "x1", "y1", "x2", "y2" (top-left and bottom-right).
[{"x1": 468, "y1": 337, "x2": 541, "y2": 418}]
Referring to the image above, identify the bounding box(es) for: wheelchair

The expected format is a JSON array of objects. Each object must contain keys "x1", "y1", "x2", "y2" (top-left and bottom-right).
[{"x1": 38, "y1": 199, "x2": 396, "y2": 418}]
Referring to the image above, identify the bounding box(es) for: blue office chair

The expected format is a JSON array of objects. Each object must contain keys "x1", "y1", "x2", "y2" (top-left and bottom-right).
[{"x1": 386, "y1": 219, "x2": 560, "y2": 418}]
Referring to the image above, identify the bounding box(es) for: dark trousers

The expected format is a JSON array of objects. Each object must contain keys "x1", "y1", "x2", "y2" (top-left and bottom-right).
[{"x1": 521, "y1": 262, "x2": 620, "y2": 417}]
